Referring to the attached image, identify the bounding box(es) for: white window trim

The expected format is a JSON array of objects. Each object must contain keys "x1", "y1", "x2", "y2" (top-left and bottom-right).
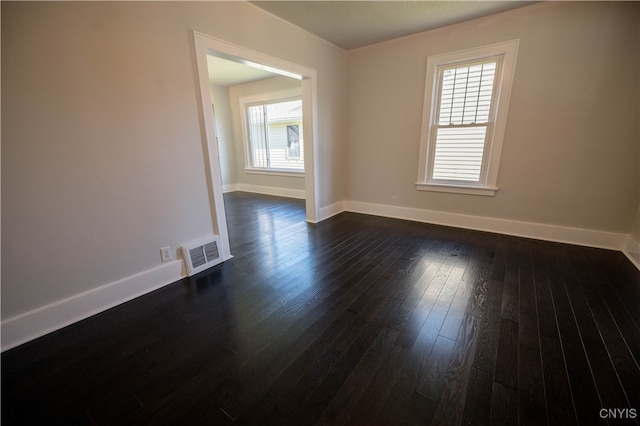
[
  {"x1": 239, "y1": 88, "x2": 305, "y2": 175},
  {"x1": 416, "y1": 40, "x2": 519, "y2": 197},
  {"x1": 244, "y1": 169, "x2": 305, "y2": 178}
]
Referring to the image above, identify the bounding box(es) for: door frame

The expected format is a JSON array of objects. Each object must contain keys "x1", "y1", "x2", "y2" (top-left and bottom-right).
[{"x1": 191, "y1": 30, "x2": 320, "y2": 260}]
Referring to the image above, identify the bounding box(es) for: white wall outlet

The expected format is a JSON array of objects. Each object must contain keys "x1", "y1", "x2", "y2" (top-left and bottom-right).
[
  {"x1": 160, "y1": 246, "x2": 173, "y2": 262},
  {"x1": 392, "y1": 196, "x2": 398, "y2": 205}
]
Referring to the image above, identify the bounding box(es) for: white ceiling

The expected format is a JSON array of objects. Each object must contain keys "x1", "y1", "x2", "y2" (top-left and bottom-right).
[
  {"x1": 207, "y1": 54, "x2": 277, "y2": 87},
  {"x1": 207, "y1": 1, "x2": 535, "y2": 87},
  {"x1": 250, "y1": 1, "x2": 536, "y2": 50}
]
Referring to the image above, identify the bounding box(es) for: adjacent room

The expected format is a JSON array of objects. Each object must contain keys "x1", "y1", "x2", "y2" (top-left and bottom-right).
[{"x1": 2, "y1": 1, "x2": 639, "y2": 424}]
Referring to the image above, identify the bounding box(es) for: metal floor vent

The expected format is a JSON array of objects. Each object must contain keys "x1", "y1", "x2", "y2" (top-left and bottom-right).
[{"x1": 182, "y1": 235, "x2": 223, "y2": 276}]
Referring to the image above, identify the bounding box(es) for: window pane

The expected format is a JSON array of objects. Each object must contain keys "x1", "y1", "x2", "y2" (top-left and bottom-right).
[
  {"x1": 438, "y1": 62, "x2": 496, "y2": 125},
  {"x1": 246, "y1": 99, "x2": 304, "y2": 171},
  {"x1": 265, "y1": 99, "x2": 304, "y2": 170},
  {"x1": 286, "y1": 125, "x2": 301, "y2": 159},
  {"x1": 247, "y1": 104, "x2": 268, "y2": 168},
  {"x1": 432, "y1": 126, "x2": 486, "y2": 181}
]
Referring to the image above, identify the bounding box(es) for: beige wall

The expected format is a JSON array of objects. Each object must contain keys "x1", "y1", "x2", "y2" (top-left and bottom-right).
[
  {"x1": 631, "y1": 205, "x2": 640, "y2": 243},
  {"x1": 347, "y1": 1, "x2": 639, "y2": 234},
  {"x1": 210, "y1": 84, "x2": 236, "y2": 187},
  {"x1": 227, "y1": 76, "x2": 305, "y2": 192},
  {"x1": 2, "y1": 1, "x2": 348, "y2": 319}
]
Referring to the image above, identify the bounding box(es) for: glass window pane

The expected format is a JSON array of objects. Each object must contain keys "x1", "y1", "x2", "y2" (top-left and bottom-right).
[
  {"x1": 265, "y1": 99, "x2": 304, "y2": 170},
  {"x1": 438, "y1": 62, "x2": 496, "y2": 125},
  {"x1": 247, "y1": 104, "x2": 267, "y2": 168},
  {"x1": 246, "y1": 98, "x2": 304, "y2": 171},
  {"x1": 432, "y1": 126, "x2": 487, "y2": 181}
]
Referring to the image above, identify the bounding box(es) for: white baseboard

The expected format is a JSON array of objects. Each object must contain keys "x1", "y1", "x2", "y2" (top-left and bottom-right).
[
  {"x1": 224, "y1": 183, "x2": 305, "y2": 199},
  {"x1": 318, "y1": 200, "x2": 345, "y2": 222},
  {"x1": 1, "y1": 260, "x2": 184, "y2": 352},
  {"x1": 623, "y1": 235, "x2": 640, "y2": 270},
  {"x1": 344, "y1": 200, "x2": 628, "y2": 251},
  {"x1": 222, "y1": 183, "x2": 237, "y2": 193}
]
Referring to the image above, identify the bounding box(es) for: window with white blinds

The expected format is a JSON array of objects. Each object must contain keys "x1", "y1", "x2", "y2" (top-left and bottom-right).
[
  {"x1": 417, "y1": 40, "x2": 519, "y2": 196},
  {"x1": 244, "y1": 98, "x2": 304, "y2": 172},
  {"x1": 432, "y1": 60, "x2": 497, "y2": 182}
]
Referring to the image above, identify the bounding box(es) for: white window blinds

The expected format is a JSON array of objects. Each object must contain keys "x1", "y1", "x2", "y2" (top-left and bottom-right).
[
  {"x1": 432, "y1": 61, "x2": 497, "y2": 182},
  {"x1": 247, "y1": 104, "x2": 268, "y2": 168}
]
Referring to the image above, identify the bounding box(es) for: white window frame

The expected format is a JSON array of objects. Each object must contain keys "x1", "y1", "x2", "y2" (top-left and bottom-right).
[
  {"x1": 416, "y1": 40, "x2": 519, "y2": 196},
  {"x1": 239, "y1": 88, "x2": 305, "y2": 175}
]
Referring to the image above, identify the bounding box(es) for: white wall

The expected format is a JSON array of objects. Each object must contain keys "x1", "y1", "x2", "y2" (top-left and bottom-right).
[
  {"x1": 227, "y1": 76, "x2": 305, "y2": 195},
  {"x1": 1, "y1": 1, "x2": 348, "y2": 343},
  {"x1": 628, "y1": 204, "x2": 640, "y2": 267},
  {"x1": 210, "y1": 84, "x2": 236, "y2": 187},
  {"x1": 346, "y1": 1, "x2": 639, "y2": 236}
]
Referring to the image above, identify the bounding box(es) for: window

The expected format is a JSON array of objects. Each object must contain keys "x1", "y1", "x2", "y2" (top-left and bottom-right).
[
  {"x1": 417, "y1": 40, "x2": 519, "y2": 196},
  {"x1": 244, "y1": 97, "x2": 304, "y2": 172},
  {"x1": 286, "y1": 125, "x2": 301, "y2": 159}
]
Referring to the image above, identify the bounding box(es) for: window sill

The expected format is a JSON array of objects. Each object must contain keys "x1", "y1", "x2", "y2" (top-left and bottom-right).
[
  {"x1": 416, "y1": 182, "x2": 497, "y2": 197},
  {"x1": 245, "y1": 168, "x2": 305, "y2": 178}
]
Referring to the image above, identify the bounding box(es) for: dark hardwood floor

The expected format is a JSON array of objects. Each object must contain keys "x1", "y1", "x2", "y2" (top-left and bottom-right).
[{"x1": 3, "y1": 191, "x2": 640, "y2": 425}]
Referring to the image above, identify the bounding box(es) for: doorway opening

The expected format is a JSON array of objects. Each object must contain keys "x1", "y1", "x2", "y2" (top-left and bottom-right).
[
  {"x1": 207, "y1": 53, "x2": 305, "y2": 189},
  {"x1": 192, "y1": 31, "x2": 319, "y2": 260}
]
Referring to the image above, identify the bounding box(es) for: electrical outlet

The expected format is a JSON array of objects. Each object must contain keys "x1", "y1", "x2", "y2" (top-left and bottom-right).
[
  {"x1": 160, "y1": 246, "x2": 173, "y2": 262},
  {"x1": 392, "y1": 196, "x2": 398, "y2": 205}
]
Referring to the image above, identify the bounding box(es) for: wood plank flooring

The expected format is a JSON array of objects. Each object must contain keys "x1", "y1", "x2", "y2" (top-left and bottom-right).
[{"x1": 3, "y1": 192, "x2": 640, "y2": 425}]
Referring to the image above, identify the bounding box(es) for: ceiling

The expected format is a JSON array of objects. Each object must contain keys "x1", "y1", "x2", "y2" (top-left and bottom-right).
[
  {"x1": 207, "y1": 54, "x2": 278, "y2": 86},
  {"x1": 207, "y1": 1, "x2": 535, "y2": 87},
  {"x1": 250, "y1": 1, "x2": 536, "y2": 51}
]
